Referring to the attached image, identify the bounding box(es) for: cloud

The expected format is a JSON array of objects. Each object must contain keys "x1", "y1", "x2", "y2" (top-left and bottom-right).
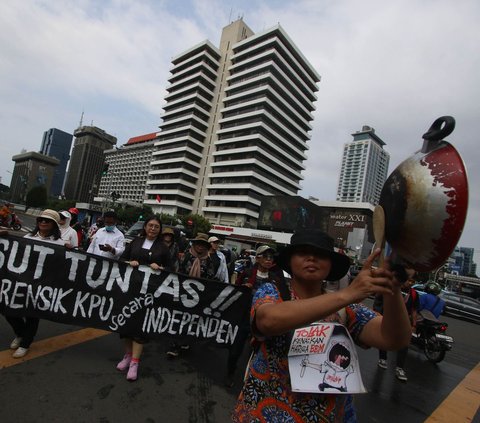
[{"x1": 1, "y1": 0, "x2": 479, "y2": 258}]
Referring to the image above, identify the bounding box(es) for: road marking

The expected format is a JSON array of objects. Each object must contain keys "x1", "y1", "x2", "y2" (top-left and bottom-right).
[
  {"x1": 0, "y1": 328, "x2": 111, "y2": 369},
  {"x1": 424, "y1": 362, "x2": 480, "y2": 422}
]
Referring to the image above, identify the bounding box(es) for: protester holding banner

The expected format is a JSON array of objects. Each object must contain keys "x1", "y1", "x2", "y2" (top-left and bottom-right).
[
  {"x1": 232, "y1": 229, "x2": 412, "y2": 422},
  {"x1": 178, "y1": 233, "x2": 221, "y2": 281},
  {"x1": 87, "y1": 211, "x2": 125, "y2": 259},
  {"x1": 4, "y1": 209, "x2": 65, "y2": 359},
  {"x1": 116, "y1": 216, "x2": 171, "y2": 381},
  {"x1": 58, "y1": 210, "x2": 79, "y2": 249},
  {"x1": 167, "y1": 232, "x2": 221, "y2": 358}
]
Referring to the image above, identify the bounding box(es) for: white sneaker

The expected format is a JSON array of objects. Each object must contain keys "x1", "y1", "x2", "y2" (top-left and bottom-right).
[
  {"x1": 395, "y1": 367, "x2": 408, "y2": 382},
  {"x1": 12, "y1": 347, "x2": 28, "y2": 358},
  {"x1": 10, "y1": 337, "x2": 23, "y2": 349},
  {"x1": 377, "y1": 359, "x2": 387, "y2": 369}
]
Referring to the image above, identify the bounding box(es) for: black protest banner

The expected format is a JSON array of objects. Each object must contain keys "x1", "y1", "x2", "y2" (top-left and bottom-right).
[{"x1": 0, "y1": 236, "x2": 252, "y2": 348}]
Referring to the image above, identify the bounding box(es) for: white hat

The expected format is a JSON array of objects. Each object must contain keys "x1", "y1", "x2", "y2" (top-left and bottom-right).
[
  {"x1": 208, "y1": 236, "x2": 220, "y2": 243},
  {"x1": 59, "y1": 210, "x2": 71, "y2": 220},
  {"x1": 256, "y1": 245, "x2": 275, "y2": 256}
]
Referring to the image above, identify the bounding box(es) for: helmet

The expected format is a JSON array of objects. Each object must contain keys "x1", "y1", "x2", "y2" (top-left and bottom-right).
[{"x1": 425, "y1": 281, "x2": 442, "y2": 295}]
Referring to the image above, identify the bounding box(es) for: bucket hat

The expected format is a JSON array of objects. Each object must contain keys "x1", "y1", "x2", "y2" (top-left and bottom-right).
[
  {"x1": 38, "y1": 209, "x2": 61, "y2": 228},
  {"x1": 256, "y1": 245, "x2": 275, "y2": 256},
  {"x1": 190, "y1": 232, "x2": 210, "y2": 247},
  {"x1": 162, "y1": 227, "x2": 174, "y2": 236},
  {"x1": 277, "y1": 229, "x2": 351, "y2": 281}
]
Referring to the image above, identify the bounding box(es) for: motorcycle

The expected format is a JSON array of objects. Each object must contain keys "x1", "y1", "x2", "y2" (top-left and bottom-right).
[
  {"x1": 411, "y1": 310, "x2": 453, "y2": 363},
  {"x1": 0, "y1": 212, "x2": 22, "y2": 231}
]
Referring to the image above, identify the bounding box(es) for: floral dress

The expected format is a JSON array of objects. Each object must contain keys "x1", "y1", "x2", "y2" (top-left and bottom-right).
[{"x1": 232, "y1": 283, "x2": 377, "y2": 423}]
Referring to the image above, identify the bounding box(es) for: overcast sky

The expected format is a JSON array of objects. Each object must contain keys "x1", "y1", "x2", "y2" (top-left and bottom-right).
[{"x1": 1, "y1": 0, "x2": 479, "y2": 262}]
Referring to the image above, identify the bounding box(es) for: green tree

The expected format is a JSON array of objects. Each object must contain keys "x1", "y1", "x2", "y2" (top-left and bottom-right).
[
  {"x1": 181, "y1": 214, "x2": 211, "y2": 237},
  {"x1": 26, "y1": 185, "x2": 48, "y2": 208},
  {"x1": 47, "y1": 198, "x2": 77, "y2": 211},
  {"x1": 115, "y1": 204, "x2": 154, "y2": 226}
]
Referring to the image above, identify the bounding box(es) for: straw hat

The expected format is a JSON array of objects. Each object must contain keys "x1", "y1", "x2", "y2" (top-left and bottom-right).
[
  {"x1": 38, "y1": 209, "x2": 61, "y2": 228},
  {"x1": 190, "y1": 232, "x2": 210, "y2": 246}
]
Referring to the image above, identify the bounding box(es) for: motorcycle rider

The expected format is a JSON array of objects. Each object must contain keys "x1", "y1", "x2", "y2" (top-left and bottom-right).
[
  {"x1": 0, "y1": 203, "x2": 14, "y2": 226},
  {"x1": 419, "y1": 281, "x2": 445, "y2": 319}
]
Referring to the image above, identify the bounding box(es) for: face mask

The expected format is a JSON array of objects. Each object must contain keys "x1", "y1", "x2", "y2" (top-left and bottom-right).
[{"x1": 105, "y1": 225, "x2": 115, "y2": 232}]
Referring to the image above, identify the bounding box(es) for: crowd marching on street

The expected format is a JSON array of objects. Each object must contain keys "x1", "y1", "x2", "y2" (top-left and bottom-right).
[{"x1": 0, "y1": 205, "x2": 453, "y2": 422}]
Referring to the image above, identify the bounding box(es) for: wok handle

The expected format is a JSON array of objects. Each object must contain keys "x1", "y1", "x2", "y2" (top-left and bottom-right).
[{"x1": 422, "y1": 116, "x2": 455, "y2": 141}]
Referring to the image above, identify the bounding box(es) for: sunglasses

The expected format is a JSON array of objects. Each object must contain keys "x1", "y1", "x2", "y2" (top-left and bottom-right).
[{"x1": 37, "y1": 218, "x2": 54, "y2": 224}]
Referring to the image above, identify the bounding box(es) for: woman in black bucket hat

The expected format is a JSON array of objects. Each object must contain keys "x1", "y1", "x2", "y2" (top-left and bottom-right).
[{"x1": 233, "y1": 229, "x2": 412, "y2": 422}]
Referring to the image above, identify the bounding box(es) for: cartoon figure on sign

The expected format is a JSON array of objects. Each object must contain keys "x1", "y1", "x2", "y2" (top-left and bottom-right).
[{"x1": 300, "y1": 341, "x2": 353, "y2": 392}]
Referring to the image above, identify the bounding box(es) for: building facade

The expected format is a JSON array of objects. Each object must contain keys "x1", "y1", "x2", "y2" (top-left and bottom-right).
[
  {"x1": 212, "y1": 197, "x2": 375, "y2": 262},
  {"x1": 450, "y1": 246, "x2": 477, "y2": 276},
  {"x1": 64, "y1": 126, "x2": 117, "y2": 202},
  {"x1": 40, "y1": 128, "x2": 73, "y2": 197},
  {"x1": 336, "y1": 125, "x2": 390, "y2": 205},
  {"x1": 145, "y1": 19, "x2": 320, "y2": 227},
  {"x1": 10, "y1": 151, "x2": 60, "y2": 203},
  {"x1": 96, "y1": 132, "x2": 158, "y2": 206}
]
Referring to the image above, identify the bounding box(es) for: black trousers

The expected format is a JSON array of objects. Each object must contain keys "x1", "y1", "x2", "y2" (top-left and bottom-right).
[
  {"x1": 4, "y1": 315, "x2": 40, "y2": 349},
  {"x1": 379, "y1": 347, "x2": 408, "y2": 368}
]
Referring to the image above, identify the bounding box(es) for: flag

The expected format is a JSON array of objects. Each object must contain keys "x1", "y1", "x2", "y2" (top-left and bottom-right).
[{"x1": 156, "y1": 194, "x2": 161, "y2": 203}]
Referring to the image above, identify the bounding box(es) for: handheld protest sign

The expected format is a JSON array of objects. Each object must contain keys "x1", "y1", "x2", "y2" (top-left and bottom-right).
[{"x1": 379, "y1": 116, "x2": 468, "y2": 272}]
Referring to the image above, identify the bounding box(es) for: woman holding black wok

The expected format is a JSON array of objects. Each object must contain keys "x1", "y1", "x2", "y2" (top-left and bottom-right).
[
  {"x1": 117, "y1": 215, "x2": 171, "y2": 381},
  {"x1": 232, "y1": 229, "x2": 412, "y2": 422}
]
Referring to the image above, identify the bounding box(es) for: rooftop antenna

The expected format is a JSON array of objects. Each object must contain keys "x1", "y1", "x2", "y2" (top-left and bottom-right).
[
  {"x1": 228, "y1": 7, "x2": 233, "y2": 23},
  {"x1": 79, "y1": 110, "x2": 84, "y2": 127}
]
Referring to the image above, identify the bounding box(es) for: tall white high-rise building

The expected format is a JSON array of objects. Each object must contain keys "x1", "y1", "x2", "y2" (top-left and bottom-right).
[
  {"x1": 145, "y1": 19, "x2": 320, "y2": 227},
  {"x1": 97, "y1": 133, "x2": 158, "y2": 206},
  {"x1": 336, "y1": 125, "x2": 390, "y2": 205}
]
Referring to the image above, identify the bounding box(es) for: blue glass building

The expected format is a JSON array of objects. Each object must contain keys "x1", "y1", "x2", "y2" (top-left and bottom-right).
[{"x1": 40, "y1": 128, "x2": 73, "y2": 197}]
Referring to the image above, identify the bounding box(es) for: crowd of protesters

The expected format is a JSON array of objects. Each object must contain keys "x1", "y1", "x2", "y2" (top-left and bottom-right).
[{"x1": 1, "y1": 210, "x2": 424, "y2": 421}]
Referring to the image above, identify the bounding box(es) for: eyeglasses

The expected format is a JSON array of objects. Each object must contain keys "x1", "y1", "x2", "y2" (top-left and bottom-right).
[
  {"x1": 146, "y1": 224, "x2": 161, "y2": 229},
  {"x1": 37, "y1": 218, "x2": 54, "y2": 224}
]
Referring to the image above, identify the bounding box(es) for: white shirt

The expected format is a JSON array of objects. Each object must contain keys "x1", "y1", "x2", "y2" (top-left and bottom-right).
[
  {"x1": 24, "y1": 233, "x2": 65, "y2": 246},
  {"x1": 87, "y1": 227, "x2": 125, "y2": 259},
  {"x1": 60, "y1": 226, "x2": 79, "y2": 247}
]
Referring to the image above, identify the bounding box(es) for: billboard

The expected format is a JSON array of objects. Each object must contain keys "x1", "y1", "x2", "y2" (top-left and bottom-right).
[
  {"x1": 258, "y1": 196, "x2": 374, "y2": 254},
  {"x1": 258, "y1": 196, "x2": 330, "y2": 232}
]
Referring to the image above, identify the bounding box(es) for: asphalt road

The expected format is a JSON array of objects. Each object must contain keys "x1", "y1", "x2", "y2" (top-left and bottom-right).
[{"x1": 1, "y1": 301, "x2": 479, "y2": 422}]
